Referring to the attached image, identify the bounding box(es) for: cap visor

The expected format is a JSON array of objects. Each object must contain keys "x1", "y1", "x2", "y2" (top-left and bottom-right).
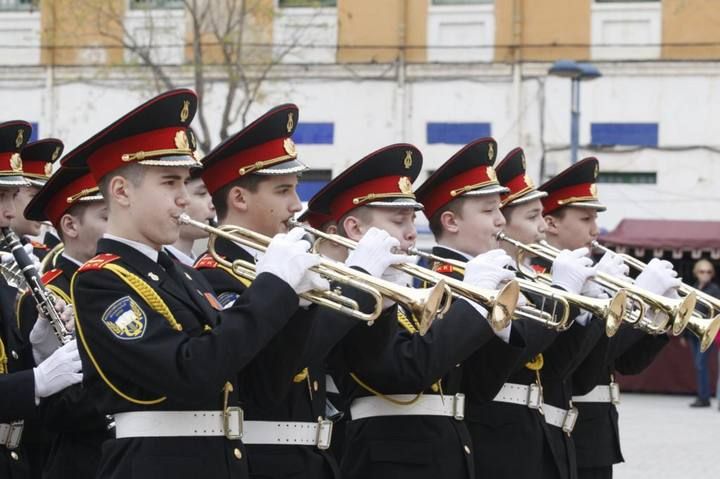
[
  {"x1": 254, "y1": 159, "x2": 309, "y2": 175},
  {"x1": 138, "y1": 154, "x2": 201, "y2": 168},
  {"x1": 463, "y1": 184, "x2": 511, "y2": 197},
  {"x1": 367, "y1": 198, "x2": 424, "y2": 211},
  {"x1": 504, "y1": 189, "x2": 548, "y2": 207},
  {"x1": 567, "y1": 201, "x2": 607, "y2": 212},
  {"x1": 0, "y1": 175, "x2": 30, "y2": 187}
]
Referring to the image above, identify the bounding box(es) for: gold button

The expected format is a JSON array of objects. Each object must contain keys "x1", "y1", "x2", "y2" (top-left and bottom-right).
[
  {"x1": 464, "y1": 445, "x2": 471, "y2": 455},
  {"x1": 313, "y1": 380, "x2": 319, "y2": 392},
  {"x1": 233, "y1": 448, "x2": 242, "y2": 460},
  {"x1": 10, "y1": 451, "x2": 19, "y2": 460}
]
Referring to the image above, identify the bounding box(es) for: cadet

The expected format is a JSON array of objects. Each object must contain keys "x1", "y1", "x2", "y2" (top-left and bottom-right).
[
  {"x1": 66, "y1": 89, "x2": 326, "y2": 479},
  {"x1": 23, "y1": 163, "x2": 111, "y2": 479},
  {"x1": 0, "y1": 120, "x2": 82, "y2": 479},
  {"x1": 306, "y1": 143, "x2": 523, "y2": 479},
  {"x1": 195, "y1": 104, "x2": 378, "y2": 478}
]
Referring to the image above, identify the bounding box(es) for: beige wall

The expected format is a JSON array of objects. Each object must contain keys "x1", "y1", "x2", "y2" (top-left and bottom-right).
[
  {"x1": 662, "y1": 0, "x2": 720, "y2": 59},
  {"x1": 495, "y1": 0, "x2": 590, "y2": 62},
  {"x1": 40, "y1": 0, "x2": 125, "y2": 65},
  {"x1": 337, "y1": 0, "x2": 426, "y2": 63}
]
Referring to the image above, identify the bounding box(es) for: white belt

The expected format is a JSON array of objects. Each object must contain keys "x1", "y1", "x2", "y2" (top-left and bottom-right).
[
  {"x1": 0, "y1": 421, "x2": 23, "y2": 449},
  {"x1": 572, "y1": 383, "x2": 621, "y2": 405},
  {"x1": 350, "y1": 394, "x2": 465, "y2": 421},
  {"x1": 492, "y1": 383, "x2": 542, "y2": 409},
  {"x1": 243, "y1": 420, "x2": 333, "y2": 450},
  {"x1": 114, "y1": 409, "x2": 243, "y2": 440},
  {"x1": 543, "y1": 404, "x2": 578, "y2": 435}
]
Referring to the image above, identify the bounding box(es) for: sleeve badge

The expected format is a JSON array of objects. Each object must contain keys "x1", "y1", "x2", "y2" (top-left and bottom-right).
[
  {"x1": 217, "y1": 292, "x2": 241, "y2": 309},
  {"x1": 102, "y1": 296, "x2": 147, "y2": 340}
]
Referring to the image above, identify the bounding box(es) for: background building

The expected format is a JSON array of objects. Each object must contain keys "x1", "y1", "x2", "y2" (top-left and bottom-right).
[{"x1": 2, "y1": 0, "x2": 720, "y2": 260}]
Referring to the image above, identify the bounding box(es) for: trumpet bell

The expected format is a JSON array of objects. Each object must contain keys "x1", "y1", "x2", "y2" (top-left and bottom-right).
[
  {"x1": 490, "y1": 281, "x2": 520, "y2": 331},
  {"x1": 605, "y1": 289, "x2": 629, "y2": 337},
  {"x1": 671, "y1": 291, "x2": 698, "y2": 336},
  {"x1": 687, "y1": 314, "x2": 720, "y2": 353},
  {"x1": 405, "y1": 279, "x2": 449, "y2": 335}
]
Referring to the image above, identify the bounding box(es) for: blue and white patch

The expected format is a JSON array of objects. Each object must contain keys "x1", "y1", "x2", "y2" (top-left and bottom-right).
[
  {"x1": 217, "y1": 292, "x2": 240, "y2": 309},
  {"x1": 102, "y1": 296, "x2": 147, "y2": 340}
]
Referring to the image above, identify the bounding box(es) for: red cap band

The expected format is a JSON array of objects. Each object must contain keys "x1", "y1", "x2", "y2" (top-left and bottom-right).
[
  {"x1": 542, "y1": 182, "x2": 597, "y2": 215},
  {"x1": 44, "y1": 173, "x2": 99, "y2": 227},
  {"x1": 329, "y1": 175, "x2": 414, "y2": 220},
  {"x1": 421, "y1": 165, "x2": 497, "y2": 219}
]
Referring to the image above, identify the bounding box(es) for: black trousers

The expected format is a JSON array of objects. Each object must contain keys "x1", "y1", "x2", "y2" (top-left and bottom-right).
[{"x1": 578, "y1": 466, "x2": 612, "y2": 479}]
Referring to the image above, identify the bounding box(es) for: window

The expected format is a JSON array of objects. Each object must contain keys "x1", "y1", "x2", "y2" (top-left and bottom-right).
[
  {"x1": 427, "y1": 122, "x2": 491, "y2": 145},
  {"x1": 298, "y1": 169, "x2": 331, "y2": 201},
  {"x1": 597, "y1": 172, "x2": 657, "y2": 184},
  {"x1": 292, "y1": 123, "x2": 334, "y2": 144},
  {"x1": 130, "y1": 0, "x2": 183, "y2": 10},
  {"x1": 279, "y1": 0, "x2": 336, "y2": 7},
  {"x1": 0, "y1": 0, "x2": 38, "y2": 11},
  {"x1": 590, "y1": 123, "x2": 659, "y2": 147},
  {"x1": 432, "y1": 0, "x2": 493, "y2": 4}
]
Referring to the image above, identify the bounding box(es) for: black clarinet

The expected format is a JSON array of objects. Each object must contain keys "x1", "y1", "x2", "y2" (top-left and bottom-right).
[{"x1": 1, "y1": 227, "x2": 72, "y2": 344}]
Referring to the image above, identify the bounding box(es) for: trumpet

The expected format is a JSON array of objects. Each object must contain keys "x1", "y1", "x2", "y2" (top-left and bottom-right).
[
  {"x1": 288, "y1": 219, "x2": 520, "y2": 332},
  {"x1": 592, "y1": 241, "x2": 720, "y2": 351},
  {"x1": 178, "y1": 214, "x2": 450, "y2": 335},
  {"x1": 0, "y1": 228, "x2": 72, "y2": 345},
  {"x1": 413, "y1": 243, "x2": 630, "y2": 335}
]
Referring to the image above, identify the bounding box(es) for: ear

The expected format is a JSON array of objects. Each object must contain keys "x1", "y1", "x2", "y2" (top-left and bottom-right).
[
  {"x1": 59, "y1": 214, "x2": 80, "y2": 240},
  {"x1": 109, "y1": 175, "x2": 131, "y2": 207},
  {"x1": 325, "y1": 223, "x2": 338, "y2": 235},
  {"x1": 440, "y1": 210, "x2": 460, "y2": 235},
  {"x1": 227, "y1": 186, "x2": 249, "y2": 213},
  {"x1": 544, "y1": 214, "x2": 559, "y2": 236},
  {"x1": 341, "y1": 215, "x2": 364, "y2": 242}
]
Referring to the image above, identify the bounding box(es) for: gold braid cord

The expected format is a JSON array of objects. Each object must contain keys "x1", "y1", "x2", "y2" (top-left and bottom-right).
[
  {"x1": 72, "y1": 263, "x2": 186, "y2": 406},
  {"x1": 0, "y1": 338, "x2": 7, "y2": 374}
]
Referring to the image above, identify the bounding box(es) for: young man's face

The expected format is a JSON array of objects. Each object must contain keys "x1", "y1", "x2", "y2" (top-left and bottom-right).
[
  {"x1": 11, "y1": 185, "x2": 42, "y2": 237},
  {"x1": 0, "y1": 187, "x2": 18, "y2": 229},
  {"x1": 346, "y1": 207, "x2": 417, "y2": 252},
  {"x1": 452, "y1": 195, "x2": 506, "y2": 256},
  {"x1": 179, "y1": 177, "x2": 215, "y2": 241},
  {"x1": 67, "y1": 202, "x2": 109, "y2": 262},
  {"x1": 121, "y1": 166, "x2": 190, "y2": 249},
  {"x1": 240, "y1": 174, "x2": 302, "y2": 237},
  {"x1": 544, "y1": 206, "x2": 599, "y2": 250},
  {"x1": 503, "y1": 198, "x2": 546, "y2": 246}
]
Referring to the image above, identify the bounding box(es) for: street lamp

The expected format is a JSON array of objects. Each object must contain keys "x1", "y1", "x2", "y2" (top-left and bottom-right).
[{"x1": 548, "y1": 60, "x2": 602, "y2": 164}]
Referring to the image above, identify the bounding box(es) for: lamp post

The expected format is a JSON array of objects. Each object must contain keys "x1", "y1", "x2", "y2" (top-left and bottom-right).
[{"x1": 548, "y1": 60, "x2": 602, "y2": 164}]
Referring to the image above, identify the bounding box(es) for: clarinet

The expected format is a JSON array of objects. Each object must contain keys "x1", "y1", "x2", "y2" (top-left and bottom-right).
[{"x1": 0, "y1": 227, "x2": 72, "y2": 345}]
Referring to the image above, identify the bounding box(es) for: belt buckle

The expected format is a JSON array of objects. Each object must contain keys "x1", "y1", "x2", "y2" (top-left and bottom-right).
[
  {"x1": 609, "y1": 382, "x2": 621, "y2": 405},
  {"x1": 316, "y1": 419, "x2": 333, "y2": 450},
  {"x1": 6, "y1": 421, "x2": 23, "y2": 450},
  {"x1": 562, "y1": 406, "x2": 579, "y2": 435},
  {"x1": 452, "y1": 393, "x2": 465, "y2": 421},
  {"x1": 223, "y1": 407, "x2": 244, "y2": 440},
  {"x1": 526, "y1": 384, "x2": 542, "y2": 409}
]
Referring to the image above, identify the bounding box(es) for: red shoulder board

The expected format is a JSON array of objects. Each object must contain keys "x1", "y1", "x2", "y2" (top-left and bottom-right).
[
  {"x1": 31, "y1": 240, "x2": 49, "y2": 250},
  {"x1": 433, "y1": 263, "x2": 455, "y2": 274},
  {"x1": 531, "y1": 264, "x2": 547, "y2": 274},
  {"x1": 194, "y1": 254, "x2": 218, "y2": 270},
  {"x1": 78, "y1": 253, "x2": 120, "y2": 272},
  {"x1": 40, "y1": 268, "x2": 63, "y2": 285}
]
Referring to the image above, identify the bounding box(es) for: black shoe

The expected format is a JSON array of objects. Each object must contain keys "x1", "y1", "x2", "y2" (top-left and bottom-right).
[{"x1": 690, "y1": 398, "x2": 711, "y2": 408}]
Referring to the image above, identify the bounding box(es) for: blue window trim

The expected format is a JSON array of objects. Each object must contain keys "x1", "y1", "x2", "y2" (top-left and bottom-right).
[
  {"x1": 591, "y1": 123, "x2": 658, "y2": 147},
  {"x1": 293, "y1": 123, "x2": 334, "y2": 145},
  {"x1": 427, "y1": 122, "x2": 492, "y2": 144}
]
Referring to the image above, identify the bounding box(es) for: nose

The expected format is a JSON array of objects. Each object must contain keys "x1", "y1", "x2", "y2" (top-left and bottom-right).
[
  {"x1": 495, "y1": 210, "x2": 506, "y2": 228},
  {"x1": 405, "y1": 224, "x2": 417, "y2": 245},
  {"x1": 289, "y1": 191, "x2": 303, "y2": 213},
  {"x1": 176, "y1": 185, "x2": 190, "y2": 209}
]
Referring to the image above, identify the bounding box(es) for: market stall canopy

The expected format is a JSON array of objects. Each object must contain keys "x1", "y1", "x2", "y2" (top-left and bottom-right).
[{"x1": 601, "y1": 219, "x2": 720, "y2": 258}]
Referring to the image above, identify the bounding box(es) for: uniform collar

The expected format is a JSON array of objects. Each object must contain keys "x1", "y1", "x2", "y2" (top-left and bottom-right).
[
  {"x1": 60, "y1": 252, "x2": 83, "y2": 267},
  {"x1": 433, "y1": 244, "x2": 473, "y2": 262},
  {"x1": 164, "y1": 244, "x2": 196, "y2": 267},
  {"x1": 103, "y1": 233, "x2": 159, "y2": 262}
]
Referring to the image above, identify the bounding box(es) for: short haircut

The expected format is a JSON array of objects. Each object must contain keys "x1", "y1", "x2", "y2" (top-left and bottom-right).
[
  {"x1": 501, "y1": 204, "x2": 517, "y2": 225},
  {"x1": 56, "y1": 202, "x2": 93, "y2": 241},
  {"x1": 98, "y1": 163, "x2": 146, "y2": 203},
  {"x1": 428, "y1": 197, "x2": 466, "y2": 239},
  {"x1": 337, "y1": 206, "x2": 374, "y2": 238},
  {"x1": 694, "y1": 259, "x2": 715, "y2": 276},
  {"x1": 544, "y1": 205, "x2": 567, "y2": 220},
  {"x1": 212, "y1": 174, "x2": 268, "y2": 222}
]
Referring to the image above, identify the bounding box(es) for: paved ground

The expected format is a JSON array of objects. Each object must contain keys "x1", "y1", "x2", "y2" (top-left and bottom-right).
[{"x1": 614, "y1": 393, "x2": 720, "y2": 478}]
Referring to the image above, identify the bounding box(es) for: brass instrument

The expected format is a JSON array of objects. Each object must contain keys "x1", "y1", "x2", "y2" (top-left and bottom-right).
[
  {"x1": 40, "y1": 243, "x2": 65, "y2": 274},
  {"x1": 0, "y1": 228, "x2": 72, "y2": 345},
  {"x1": 592, "y1": 241, "x2": 720, "y2": 351},
  {"x1": 412, "y1": 243, "x2": 630, "y2": 335},
  {"x1": 288, "y1": 219, "x2": 520, "y2": 332},
  {"x1": 178, "y1": 214, "x2": 450, "y2": 335}
]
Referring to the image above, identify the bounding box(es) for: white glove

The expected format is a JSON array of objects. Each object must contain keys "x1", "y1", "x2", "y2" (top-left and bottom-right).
[
  {"x1": 380, "y1": 266, "x2": 414, "y2": 309},
  {"x1": 296, "y1": 271, "x2": 331, "y2": 308},
  {"x1": 595, "y1": 251, "x2": 630, "y2": 279},
  {"x1": 345, "y1": 227, "x2": 407, "y2": 277},
  {"x1": 551, "y1": 248, "x2": 596, "y2": 294},
  {"x1": 33, "y1": 339, "x2": 83, "y2": 399},
  {"x1": 463, "y1": 249, "x2": 515, "y2": 290},
  {"x1": 30, "y1": 299, "x2": 73, "y2": 365},
  {"x1": 24, "y1": 243, "x2": 42, "y2": 272},
  {"x1": 634, "y1": 258, "x2": 681, "y2": 296},
  {"x1": 581, "y1": 280, "x2": 609, "y2": 299},
  {"x1": 255, "y1": 228, "x2": 325, "y2": 295}
]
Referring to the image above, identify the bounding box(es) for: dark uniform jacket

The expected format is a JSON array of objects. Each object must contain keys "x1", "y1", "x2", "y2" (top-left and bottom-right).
[
  {"x1": 334, "y1": 245, "x2": 525, "y2": 479},
  {"x1": 1, "y1": 276, "x2": 36, "y2": 479},
  {"x1": 72, "y1": 238, "x2": 298, "y2": 479},
  {"x1": 17, "y1": 254, "x2": 113, "y2": 479},
  {"x1": 572, "y1": 325, "x2": 669, "y2": 470},
  {"x1": 195, "y1": 237, "x2": 371, "y2": 479}
]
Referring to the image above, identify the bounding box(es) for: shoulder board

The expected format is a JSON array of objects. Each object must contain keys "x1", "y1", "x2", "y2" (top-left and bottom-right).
[
  {"x1": 31, "y1": 240, "x2": 49, "y2": 250},
  {"x1": 531, "y1": 264, "x2": 547, "y2": 274},
  {"x1": 194, "y1": 254, "x2": 218, "y2": 270},
  {"x1": 41, "y1": 268, "x2": 63, "y2": 285},
  {"x1": 79, "y1": 253, "x2": 121, "y2": 272}
]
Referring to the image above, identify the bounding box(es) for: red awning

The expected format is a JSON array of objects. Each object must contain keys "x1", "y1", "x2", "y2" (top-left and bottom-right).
[{"x1": 601, "y1": 219, "x2": 720, "y2": 251}]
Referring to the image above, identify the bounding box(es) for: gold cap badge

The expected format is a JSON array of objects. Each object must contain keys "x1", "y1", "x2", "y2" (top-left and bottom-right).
[
  {"x1": 284, "y1": 138, "x2": 297, "y2": 157},
  {"x1": 487, "y1": 167, "x2": 497, "y2": 182},
  {"x1": 398, "y1": 176, "x2": 413, "y2": 195},
  {"x1": 15, "y1": 129, "x2": 24, "y2": 149},
  {"x1": 180, "y1": 100, "x2": 190, "y2": 123},
  {"x1": 287, "y1": 113, "x2": 294, "y2": 133},
  {"x1": 44, "y1": 162, "x2": 52, "y2": 177},
  {"x1": 488, "y1": 143, "x2": 495, "y2": 161},
  {"x1": 10, "y1": 153, "x2": 22, "y2": 173},
  {"x1": 51, "y1": 146, "x2": 61, "y2": 162},
  {"x1": 403, "y1": 150, "x2": 413, "y2": 169}
]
